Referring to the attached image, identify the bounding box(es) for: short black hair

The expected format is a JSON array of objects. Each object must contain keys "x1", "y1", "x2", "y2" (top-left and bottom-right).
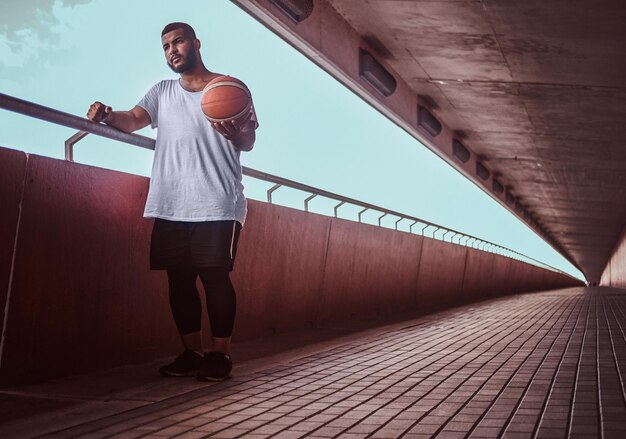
[{"x1": 161, "y1": 22, "x2": 197, "y2": 40}]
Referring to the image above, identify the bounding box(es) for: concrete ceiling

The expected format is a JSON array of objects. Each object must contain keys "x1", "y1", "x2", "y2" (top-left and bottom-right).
[{"x1": 236, "y1": 0, "x2": 626, "y2": 282}]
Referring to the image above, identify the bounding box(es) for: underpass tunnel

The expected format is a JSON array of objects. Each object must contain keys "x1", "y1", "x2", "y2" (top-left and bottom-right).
[{"x1": 1, "y1": 0, "x2": 626, "y2": 436}]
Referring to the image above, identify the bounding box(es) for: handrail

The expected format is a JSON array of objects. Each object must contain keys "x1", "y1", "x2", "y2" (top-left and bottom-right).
[
  {"x1": 1, "y1": 93, "x2": 155, "y2": 150},
  {"x1": 0, "y1": 92, "x2": 573, "y2": 277}
]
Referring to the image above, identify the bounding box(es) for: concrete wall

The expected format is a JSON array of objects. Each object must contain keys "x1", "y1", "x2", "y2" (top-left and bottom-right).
[
  {"x1": 0, "y1": 148, "x2": 177, "y2": 386},
  {"x1": 231, "y1": 0, "x2": 552, "y2": 245},
  {"x1": 0, "y1": 147, "x2": 581, "y2": 385},
  {"x1": 0, "y1": 148, "x2": 26, "y2": 338},
  {"x1": 600, "y1": 225, "x2": 626, "y2": 288}
]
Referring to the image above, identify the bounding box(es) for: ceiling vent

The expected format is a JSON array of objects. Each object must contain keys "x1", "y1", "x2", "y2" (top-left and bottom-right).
[
  {"x1": 269, "y1": 0, "x2": 314, "y2": 23},
  {"x1": 492, "y1": 180, "x2": 504, "y2": 195},
  {"x1": 476, "y1": 162, "x2": 490, "y2": 181},
  {"x1": 359, "y1": 49, "x2": 397, "y2": 97},
  {"x1": 417, "y1": 105, "x2": 442, "y2": 137},
  {"x1": 452, "y1": 140, "x2": 470, "y2": 163}
]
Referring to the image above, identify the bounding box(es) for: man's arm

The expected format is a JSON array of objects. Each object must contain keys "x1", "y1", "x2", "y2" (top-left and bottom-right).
[{"x1": 87, "y1": 102, "x2": 151, "y2": 133}]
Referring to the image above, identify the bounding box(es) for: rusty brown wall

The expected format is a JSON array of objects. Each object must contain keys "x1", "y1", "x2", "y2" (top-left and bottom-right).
[
  {"x1": 233, "y1": 203, "x2": 330, "y2": 337},
  {"x1": 0, "y1": 148, "x2": 581, "y2": 385},
  {"x1": 600, "y1": 226, "x2": 626, "y2": 288},
  {"x1": 0, "y1": 148, "x2": 27, "y2": 337},
  {"x1": 0, "y1": 149, "x2": 180, "y2": 385}
]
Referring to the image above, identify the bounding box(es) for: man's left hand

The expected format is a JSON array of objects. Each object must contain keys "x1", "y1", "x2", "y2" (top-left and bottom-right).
[{"x1": 211, "y1": 108, "x2": 252, "y2": 141}]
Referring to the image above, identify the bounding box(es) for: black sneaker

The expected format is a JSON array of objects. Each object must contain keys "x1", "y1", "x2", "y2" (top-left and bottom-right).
[
  {"x1": 159, "y1": 350, "x2": 205, "y2": 377},
  {"x1": 196, "y1": 352, "x2": 232, "y2": 381}
]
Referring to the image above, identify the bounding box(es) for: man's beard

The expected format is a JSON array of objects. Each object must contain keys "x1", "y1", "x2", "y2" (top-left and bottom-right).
[{"x1": 167, "y1": 50, "x2": 198, "y2": 73}]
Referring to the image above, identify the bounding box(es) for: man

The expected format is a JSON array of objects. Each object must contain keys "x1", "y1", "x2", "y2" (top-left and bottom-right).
[{"x1": 87, "y1": 22, "x2": 257, "y2": 381}]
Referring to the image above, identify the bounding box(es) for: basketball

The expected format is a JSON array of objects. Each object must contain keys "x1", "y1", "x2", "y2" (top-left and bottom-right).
[{"x1": 201, "y1": 75, "x2": 252, "y2": 123}]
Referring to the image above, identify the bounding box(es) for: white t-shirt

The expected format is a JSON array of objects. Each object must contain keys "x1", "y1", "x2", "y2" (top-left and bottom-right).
[{"x1": 138, "y1": 79, "x2": 255, "y2": 224}]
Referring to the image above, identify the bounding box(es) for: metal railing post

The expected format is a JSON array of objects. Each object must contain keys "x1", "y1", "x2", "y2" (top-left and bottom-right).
[
  {"x1": 64, "y1": 131, "x2": 89, "y2": 161},
  {"x1": 378, "y1": 212, "x2": 388, "y2": 227},
  {"x1": 358, "y1": 208, "x2": 368, "y2": 223},
  {"x1": 0, "y1": 91, "x2": 575, "y2": 279},
  {"x1": 267, "y1": 184, "x2": 282, "y2": 203},
  {"x1": 304, "y1": 194, "x2": 317, "y2": 212},
  {"x1": 334, "y1": 201, "x2": 345, "y2": 218},
  {"x1": 395, "y1": 217, "x2": 403, "y2": 230}
]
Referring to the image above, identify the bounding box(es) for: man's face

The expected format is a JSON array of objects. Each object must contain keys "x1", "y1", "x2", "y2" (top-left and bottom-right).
[{"x1": 162, "y1": 29, "x2": 198, "y2": 73}]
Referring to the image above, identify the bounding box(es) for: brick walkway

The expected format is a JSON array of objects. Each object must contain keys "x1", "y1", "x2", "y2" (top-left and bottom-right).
[{"x1": 2, "y1": 287, "x2": 626, "y2": 438}]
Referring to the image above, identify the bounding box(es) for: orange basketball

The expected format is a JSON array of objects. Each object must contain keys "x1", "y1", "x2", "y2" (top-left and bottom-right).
[{"x1": 201, "y1": 75, "x2": 252, "y2": 123}]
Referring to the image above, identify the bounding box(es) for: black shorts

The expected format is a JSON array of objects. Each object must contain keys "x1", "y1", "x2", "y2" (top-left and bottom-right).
[{"x1": 150, "y1": 219, "x2": 242, "y2": 271}]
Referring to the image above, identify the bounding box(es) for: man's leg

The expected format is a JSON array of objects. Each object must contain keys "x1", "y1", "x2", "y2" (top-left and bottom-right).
[
  {"x1": 211, "y1": 336, "x2": 232, "y2": 355},
  {"x1": 196, "y1": 266, "x2": 236, "y2": 380},
  {"x1": 167, "y1": 267, "x2": 204, "y2": 349},
  {"x1": 197, "y1": 267, "x2": 236, "y2": 353},
  {"x1": 159, "y1": 267, "x2": 205, "y2": 377},
  {"x1": 180, "y1": 332, "x2": 203, "y2": 355}
]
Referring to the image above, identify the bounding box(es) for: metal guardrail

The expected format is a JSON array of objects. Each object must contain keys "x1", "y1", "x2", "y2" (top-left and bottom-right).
[{"x1": 0, "y1": 92, "x2": 572, "y2": 276}]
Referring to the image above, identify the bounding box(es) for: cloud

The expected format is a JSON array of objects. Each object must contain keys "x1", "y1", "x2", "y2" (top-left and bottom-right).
[
  {"x1": 0, "y1": 0, "x2": 92, "y2": 82},
  {"x1": 0, "y1": 44, "x2": 76, "y2": 85},
  {"x1": 0, "y1": 0, "x2": 83, "y2": 41},
  {"x1": 0, "y1": 0, "x2": 92, "y2": 49}
]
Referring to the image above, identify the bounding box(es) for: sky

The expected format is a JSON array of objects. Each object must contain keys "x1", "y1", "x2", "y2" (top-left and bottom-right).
[{"x1": 0, "y1": 0, "x2": 584, "y2": 280}]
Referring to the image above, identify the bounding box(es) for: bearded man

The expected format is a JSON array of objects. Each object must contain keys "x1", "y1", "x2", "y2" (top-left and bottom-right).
[{"x1": 87, "y1": 22, "x2": 258, "y2": 381}]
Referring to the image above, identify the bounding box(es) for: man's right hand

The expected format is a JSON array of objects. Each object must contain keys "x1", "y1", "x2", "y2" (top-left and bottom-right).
[{"x1": 87, "y1": 101, "x2": 112, "y2": 123}]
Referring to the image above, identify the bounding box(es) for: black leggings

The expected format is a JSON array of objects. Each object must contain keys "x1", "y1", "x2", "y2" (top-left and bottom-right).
[{"x1": 166, "y1": 267, "x2": 236, "y2": 337}]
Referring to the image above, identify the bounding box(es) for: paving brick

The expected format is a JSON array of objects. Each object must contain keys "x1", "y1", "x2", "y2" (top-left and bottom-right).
[
  {"x1": 345, "y1": 423, "x2": 381, "y2": 434},
  {"x1": 151, "y1": 425, "x2": 193, "y2": 436},
  {"x1": 367, "y1": 427, "x2": 407, "y2": 438},
  {"x1": 271, "y1": 416, "x2": 307, "y2": 426},
  {"x1": 6, "y1": 288, "x2": 626, "y2": 439},
  {"x1": 501, "y1": 432, "x2": 535, "y2": 439},
  {"x1": 271, "y1": 430, "x2": 308, "y2": 439},
  {"x1": 469, "y1": 426, "x2": 505, "y2": 437},
  {"x1": 407, "y1": 423, "x2": 441, "y2": 434},
  {"x1": 174, "y1": 432, "x2": 210, "y2": 439},
  {"x1": 250, "y1": 424, "x2": 285, "y2": 435},
  {"x1": 193, "y1": 421, "x2": 236, "y2": 433},
  {"x1": 505, "y1": 422, "x2": 535, "y2": 433},
  {"x1": 445, "y1": 421, "x2": 476, "y2": 432}
]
